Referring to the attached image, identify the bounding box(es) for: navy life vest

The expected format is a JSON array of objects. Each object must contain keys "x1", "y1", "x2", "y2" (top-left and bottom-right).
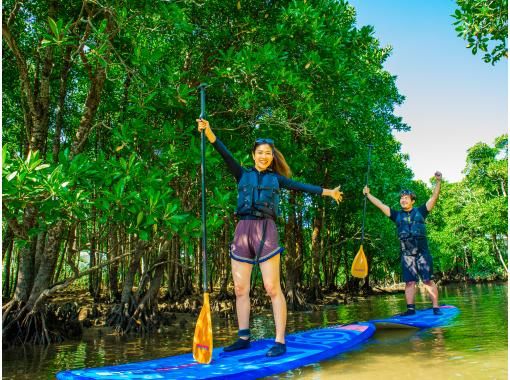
[
  {"x1": 236, "y1": 169, "x2": 280, "y2": 219},
  {"x1": 395, "y1": 208, "x2": 426, "y2": 241}
]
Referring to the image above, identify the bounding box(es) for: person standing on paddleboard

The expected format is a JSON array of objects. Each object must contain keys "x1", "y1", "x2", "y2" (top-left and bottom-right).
[
  {"x1": 197, "y1": 119, "x2": 342, "y2": 357},
  {"x1": 363, "y1": 171, "x2": 443, "y2": 316}
]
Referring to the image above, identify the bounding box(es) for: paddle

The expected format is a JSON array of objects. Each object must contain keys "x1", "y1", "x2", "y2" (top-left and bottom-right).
[
  {"x1": 351, "y1": 145, "x2": 373, "y2": 279},
  {"x1": 193, "y1": 83, "x2": 213, "y2": 364}
]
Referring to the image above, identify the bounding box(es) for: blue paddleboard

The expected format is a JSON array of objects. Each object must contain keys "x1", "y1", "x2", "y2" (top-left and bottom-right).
[
  {"x1": 56, "y1": 322, "x2": 375, "y2": 379},
  {"x1": 369, "y1": 305, "x2": 459, "y2": 329}
]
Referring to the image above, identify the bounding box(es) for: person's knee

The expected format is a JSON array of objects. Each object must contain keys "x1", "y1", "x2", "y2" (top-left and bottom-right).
[
  {"x1": 264, "y1": 282, "x2": 281, "y2": 298},
  {"x1": 234, "y1": 283, "x2": 250, "y2": 298}
]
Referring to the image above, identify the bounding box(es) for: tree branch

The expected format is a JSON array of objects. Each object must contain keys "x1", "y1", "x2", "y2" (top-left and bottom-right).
[
  {"x1": 5, "y1": 1, "x2": 24, "y2": 26},
  {"x1": 2, "y1": 21, "x2": 37, "y2": 120},
  {"x1": 30, "y1": 251, "x2": 132, "y2": 313}
]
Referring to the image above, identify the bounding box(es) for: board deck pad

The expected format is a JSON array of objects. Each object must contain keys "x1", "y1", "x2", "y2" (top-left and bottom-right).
[
  {"x1": 369, "y1": 305, "x2": 459, "y2": 329},
  {"x1": 56, "y1": 322, "x2": 375, "y2": 380}
]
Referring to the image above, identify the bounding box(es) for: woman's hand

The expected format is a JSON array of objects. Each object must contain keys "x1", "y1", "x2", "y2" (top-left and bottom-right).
[
  {"x1": 197, "y1": 118, "x2": 210, "y2": 132},
  {"x1": 196, "y1": 119, "x2": 216, "y2": 143},
  {"x1": 331, "y1": 185, "x2": 343, "y2": 204},
  {"x1": 323, "y1": 185, "x2": 343, "y2": 204}
]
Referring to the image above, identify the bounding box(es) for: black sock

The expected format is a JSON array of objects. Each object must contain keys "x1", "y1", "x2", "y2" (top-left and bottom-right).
[
  {"x1": 238, "y1": 328, "x2": 250, "y2": 339},
  {"x1": 400, "y1": 304, "x2": 415, "y2": 316}
]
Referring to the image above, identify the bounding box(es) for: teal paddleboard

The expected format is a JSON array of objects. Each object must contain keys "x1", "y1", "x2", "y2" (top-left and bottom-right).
[{"x1": 56, "y1": 322, "x2": 375, "y2": 379}]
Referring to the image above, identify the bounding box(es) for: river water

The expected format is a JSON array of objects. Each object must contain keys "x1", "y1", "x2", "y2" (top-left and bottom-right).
[{"x1": 2, "y1": 282, "x2": 507, "y2": 379}]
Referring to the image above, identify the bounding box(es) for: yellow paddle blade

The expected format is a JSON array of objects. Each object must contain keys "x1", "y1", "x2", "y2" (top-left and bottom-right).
[
  {"x1": 351, "y1": 245, "x2": 368, "y2": 278},
  {"x1": 193, "y1": 293, "x2": 213, "y2": 364}
]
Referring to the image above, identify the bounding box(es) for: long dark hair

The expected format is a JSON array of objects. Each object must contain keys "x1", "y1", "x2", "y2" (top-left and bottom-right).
[{"x1": 252, "y1": 140, "x2": 292, "y2": 178}]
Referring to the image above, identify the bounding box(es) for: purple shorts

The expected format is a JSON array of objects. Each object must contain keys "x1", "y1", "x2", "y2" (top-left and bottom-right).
[{"x1": 229, "y1": 219, "x2": 283, "y2": 264}]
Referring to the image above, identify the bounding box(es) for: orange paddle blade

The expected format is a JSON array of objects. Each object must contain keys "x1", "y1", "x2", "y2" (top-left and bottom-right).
[
  {"x1": 351, "y1": 245, "x2": 368, "y2": 278},
  {"x1": 193, "y1": 293, "x2": 213, "y2": 364}
]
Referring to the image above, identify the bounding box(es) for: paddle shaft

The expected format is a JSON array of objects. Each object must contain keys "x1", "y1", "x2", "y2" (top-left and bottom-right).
[
  {"x1": 361, "y1": 145, "x2": 373, "y2": 244},
  {"x1": 199, "y1": 84, "x2": 208, "y2": 293}
]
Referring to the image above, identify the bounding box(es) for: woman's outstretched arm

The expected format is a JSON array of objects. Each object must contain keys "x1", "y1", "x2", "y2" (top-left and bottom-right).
[
  {"x1": 277, "y1": 175, "x2": 343, "y2": 204},
  {"x1": 197, "y1": 119, "x2": 243, "y2": 181}
]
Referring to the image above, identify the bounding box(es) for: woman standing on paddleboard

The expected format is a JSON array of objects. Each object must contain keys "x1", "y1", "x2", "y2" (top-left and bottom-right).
[{"x1": 197, "y1": 119, "x2": 342, "y2": 357}]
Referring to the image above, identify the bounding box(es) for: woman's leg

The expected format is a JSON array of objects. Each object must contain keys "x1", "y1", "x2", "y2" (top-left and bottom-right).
[
  {"x1": 260, "y1": 254, "x2": 286, "y2": 344},
  {"x1": 231, "y1": 258, "x2": 253, "y2": 333}
]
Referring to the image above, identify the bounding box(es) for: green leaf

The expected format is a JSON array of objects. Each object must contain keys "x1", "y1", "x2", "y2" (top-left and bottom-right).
[
  {"x1": 169, "y1": 214, "x2": 188, "y2": 224},
  {"x1": 35, "y1": 164, "x2": 50, "y2": 171},
  {"x1": 98, "y1": 19, "x2": 108, "y2": 33},
  {"x1": 6, "y1": 171, "x2": 17, "y2": 181},
  {"x1": 25, "y1": 150, "x2": 33, "y2": 165},
  {"x1": 137, "y1": 211, "x2": 144, "y2": 226},
  {"x1": 139, "y1": 230, "x2": 149, "y2": 241},
  {"x1": 48, "y1": 17, "x2": 59, "y2": 37},
  {"x1": 2, "y1": 146, "x2": 9, "y2": 166}
]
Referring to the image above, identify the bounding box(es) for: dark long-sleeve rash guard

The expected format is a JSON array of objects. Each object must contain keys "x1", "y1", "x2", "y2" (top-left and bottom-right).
[{"x1": 212, "y1": 137, "x2": 323, "y2": 195}]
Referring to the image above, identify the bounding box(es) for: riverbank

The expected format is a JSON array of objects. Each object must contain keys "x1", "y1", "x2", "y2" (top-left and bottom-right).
[
  {"x1": 47, "y1": 285, "x2": 399, "y2": 331},
  {"x1": 40, "y1": 279, "x2": 507, "y2": 341}
]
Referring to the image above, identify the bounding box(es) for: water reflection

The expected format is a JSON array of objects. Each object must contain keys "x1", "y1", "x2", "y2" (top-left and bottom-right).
[{"x1": 2, "y1": 283, "x2": 507, "y2": 379}]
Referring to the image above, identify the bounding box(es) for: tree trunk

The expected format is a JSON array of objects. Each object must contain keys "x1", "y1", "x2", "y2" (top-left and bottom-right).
[
  {"x1": 128, "y1": 241, "x2": 169, "y2": 333},
  {"x1": 3, "y1": 221, "x2": 66, "y2": 345},
  {"x1": 322, "y1": 226, "x2": 335, "y2": 290},
  {"x1": 284, "y1": 192, "x2": 306, "y2": 310},
  {"x1": 53, "y1": 46, "x2": 73, "y2": 163},
  {"x1": 26, "y1": 222, "x2": 65, "y2": 309},
  {"x1": 88, "y1": 207, "x2": 101, "y2": 302},
  {"x1": 2, "y1": 227, "x2": 15, "y2": 300},
  {"x1": 52, "y1": 236, "x2": 68, "y2": 284},
  {"x1": 107, "y1": 226, "x2": 121, "y2": 302},
  {"x1": 183, "y1": 241, "x2": 193, "y2": 295},
  {"x1": 13, "y1": 238, "x2": 36, "y2": 303},
  {"x1": 492, "y1": 234, "x2": 508, "y2": 272},
  {"x1": 34, "y1": 231, "x2": 47, "y2": 279},
  {"x1": 88, "y1": 234, "x2": 101, "y2": 302},
  {"x1": 2, "y1": 226, "x2": 14, "y2": 260},
  {"x1": 166, "y1": 236, "x2": 179, "y2": 300},
  {"x1": 107, "y1": 238, "x2": 147, "y2": 333},
  {"x1": 70, "y1": 10, "x2": 115, "y2": 158},
  {"x1": 121, "y1": 239, "x2": 145, "y2": 304},
  {"x1": 308, "y1": 203, "x2": 323, "y2": 301}
]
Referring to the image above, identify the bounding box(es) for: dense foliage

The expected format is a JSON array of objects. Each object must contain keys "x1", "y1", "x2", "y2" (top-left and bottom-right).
[
  {"x1": 2, "y1": 0, "x2": 507, "y2": 345},
  {"x1": 452, "y1": 0, "x2": 508, "y2": 64},
  {"x1": 428, "y1": 135, "x2": 508, "y2": 280}
]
